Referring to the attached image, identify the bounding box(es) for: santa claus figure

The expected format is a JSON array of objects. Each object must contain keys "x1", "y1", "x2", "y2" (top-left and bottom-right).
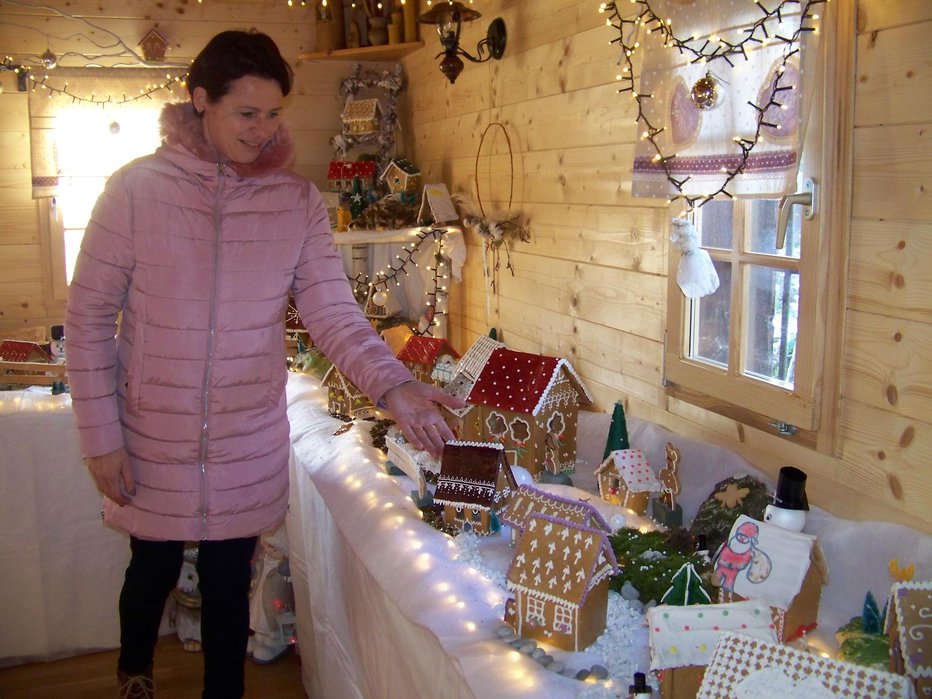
[{"x1": 713, "y1": 520, "x2": 760, "y2": 592}]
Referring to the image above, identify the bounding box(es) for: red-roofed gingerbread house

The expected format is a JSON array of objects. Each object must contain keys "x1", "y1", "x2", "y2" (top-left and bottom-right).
[
  {"x1": 442, "y1": 347, "x2": 592, "y2": 480},
  {"x1": 396, "y1": 335, "x2": 459, "y2": 385}
]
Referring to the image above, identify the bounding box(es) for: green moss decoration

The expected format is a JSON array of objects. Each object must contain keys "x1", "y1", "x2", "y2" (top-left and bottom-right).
[
  {"x1": 608, "y1": 528, "x2": 710, "y2": 605},
  {"x1": 688, "y1": 474, "x2": 769, "y2": 554},
  {"x1": 834, "y1": 591, "x2": 891, "y2": 670}
]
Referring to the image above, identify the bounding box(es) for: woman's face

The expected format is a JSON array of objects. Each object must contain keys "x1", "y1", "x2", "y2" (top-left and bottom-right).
[{"x1": 193, "y1": 75, "x2": 284, "y2": 164}]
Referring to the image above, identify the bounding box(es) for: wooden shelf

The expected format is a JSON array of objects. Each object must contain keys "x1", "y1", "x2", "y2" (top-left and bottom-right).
[
  {"x1": 298, "y1": 41, "x2": 424, "y2": 63},
  {"x1": 333, "y1": 225, "x2": 461, "y2": 246}
]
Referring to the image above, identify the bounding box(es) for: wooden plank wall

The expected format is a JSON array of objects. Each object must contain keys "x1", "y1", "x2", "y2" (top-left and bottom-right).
[
  {"x1": 398, "y1": 0, "x2": 932, "y2": 533},
  {"x1": 0, "y1": 0, "x2": 350, "y2": 334},
  {"x1": 0, "y1": 0, "x2": 929, "y2": 532}
]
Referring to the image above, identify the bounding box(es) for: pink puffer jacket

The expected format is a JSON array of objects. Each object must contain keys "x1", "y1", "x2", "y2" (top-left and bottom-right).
[{"x1": 65, "y1": 102, "x2": 412, "y2": 541}]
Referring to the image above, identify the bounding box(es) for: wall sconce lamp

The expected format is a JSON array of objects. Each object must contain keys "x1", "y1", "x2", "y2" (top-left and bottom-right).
[{"x1": 418, "y1": 1, "x2": 506, "y2": 84}]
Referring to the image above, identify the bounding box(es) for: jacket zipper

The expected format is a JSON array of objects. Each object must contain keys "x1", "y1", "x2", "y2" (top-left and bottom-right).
[{"x1": 197, "y1": 161, "x2": 226, "y2": 540}]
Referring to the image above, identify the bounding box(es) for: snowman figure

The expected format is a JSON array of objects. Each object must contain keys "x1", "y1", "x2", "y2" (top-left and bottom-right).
[{"x1": 764, "y1": 466, "x2": 810, "y2": 532}]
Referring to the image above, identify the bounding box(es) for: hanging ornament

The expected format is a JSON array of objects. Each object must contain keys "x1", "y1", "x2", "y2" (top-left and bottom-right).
[
  {"x1": 690, "y1": 71, "x2": 722, "y2": 110},
  {"x1": 40, "y1": 49, "x2": 58, "y2": 69},
  {"x1": 371, "y1": 289, "x2": 389, "y2": 306}
]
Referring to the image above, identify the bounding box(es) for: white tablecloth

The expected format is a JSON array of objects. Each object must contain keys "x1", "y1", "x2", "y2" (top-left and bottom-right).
[
  {"x1": 285, "y1": 376, "x2": 607, "y2": 699},
  {"x1": 284, "y1": 372, "x2": 932, "y2": 698},
  {"x1": 0, "y1": 388, "x2": 130, "y2": 666}
]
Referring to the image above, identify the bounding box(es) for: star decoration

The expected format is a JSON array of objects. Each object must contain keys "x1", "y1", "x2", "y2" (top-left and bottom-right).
[{"x1": 715, "y1": 483, "x2": 751, "y2": 508}]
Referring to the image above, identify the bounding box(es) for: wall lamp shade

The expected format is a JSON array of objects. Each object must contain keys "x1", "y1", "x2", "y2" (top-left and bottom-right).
[{"x1": 418, "y1": 1, "x2": 506, "y2": 84}]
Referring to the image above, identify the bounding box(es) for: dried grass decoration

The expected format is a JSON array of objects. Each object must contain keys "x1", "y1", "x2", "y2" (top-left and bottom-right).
[{"x1": 456, "y1": 123, "x2": 529, "y2": 304}]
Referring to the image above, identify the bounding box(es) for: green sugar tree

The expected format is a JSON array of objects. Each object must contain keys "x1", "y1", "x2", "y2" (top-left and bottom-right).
[{"x1": 603, "y1": 399, "x2": 631, "y2": 460}]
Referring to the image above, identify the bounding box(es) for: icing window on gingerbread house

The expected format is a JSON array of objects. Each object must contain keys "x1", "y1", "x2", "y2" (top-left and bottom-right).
[
  {"x1": 509, "y1": 418, "x2": 530, "y2": 445},
  {"x1": 547, "y1": 412, "x2": 565, "y2": 437},
  {"x1": 454, "y1": 506, "x2": 465, "y2": 522},
  {"x1": 486, "y1": 412, "x2": 506, "y2": 438},
  {"x1": 554, "y1": 605, "x2": 573, "y2": 634},
  {"x1": 471, "y1": 508, "x2": 482, "y2": 523},
  {"x1": 526, "y1": 597, "x2": 545, "y2": 627}
]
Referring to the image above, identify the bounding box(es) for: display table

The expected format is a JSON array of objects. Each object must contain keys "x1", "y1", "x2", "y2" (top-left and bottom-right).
[
  {"x1": 284, "y1": 372, "x2": 932, "y2": 698},
  {"x1": 0, "y1": 388, "x2": 130, "y2": 666}
]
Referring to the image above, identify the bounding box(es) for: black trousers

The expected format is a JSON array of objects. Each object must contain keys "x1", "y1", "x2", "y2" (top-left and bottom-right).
[{"x1": 118, "y1": 535, "x2": 259, "y2": 699}]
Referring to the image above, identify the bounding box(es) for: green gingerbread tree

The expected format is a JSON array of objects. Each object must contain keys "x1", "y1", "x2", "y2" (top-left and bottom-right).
[
  {"x1": 603, "y1": 399, "x2": 631, "y2": 459},
  {"x1": 660, "y1": 562, "x2": 711, "y2": 606}
]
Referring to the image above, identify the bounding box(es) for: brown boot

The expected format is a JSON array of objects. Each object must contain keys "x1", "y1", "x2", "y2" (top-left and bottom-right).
[{"x1": 118, "y1": 665, "x2": 155, "y2": 699}]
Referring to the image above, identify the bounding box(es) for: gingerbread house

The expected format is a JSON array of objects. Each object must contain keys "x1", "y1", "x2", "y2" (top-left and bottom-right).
[
  {"x1": 341, "y1": 98, "x2": 381, "y2": 135},
  {"x1": 886, "y1": 580, "x2": 932, "y2": 698},
  {"x1": 442, "y1": 346, "x2": 592, "y2": 480},
  {"x1": 0, "y1": 340, "x2": 51, "y2": 363},
  {"x1": 595, "y1": 447, "x2": 662, "y2": 515},
  {"x1": 380, "y1": 158, "x2": 421, "y2": 197},
  {"x1": 138, "y1": 27, "x2": 169, "y2": 62},
  {"x1": 327, "y1": 160, "x2": 377, "y2": 193},
  {"x1": 504, "y1": 513, "x2": 618, "y2": 652},
  {"x1": 396, "y1": 335, "x2": 459, "y2": 385},
  {"x1": 697, "y1": 631, "x2": 915, "y2": 699},
  {"x1": 433, "y1": 441, "x2": 517, "y2": 536},
  {"x1": 500, "y1": 484, "x2": 611, "y2": 546},
  {"x1": 320, "y1": 365, "x2": 374, "y2": 419},
  {"x1": 647, "y1": 600, "x2": 778, "y2": 699},
  {"x1": 712, "y1": 515, "x2": 829, "y2": 642}
]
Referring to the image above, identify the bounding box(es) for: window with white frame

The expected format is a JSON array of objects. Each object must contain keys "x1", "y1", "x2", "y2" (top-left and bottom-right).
[{"x1": 663, "y1": 4, "x2": 853, "y2": 453}]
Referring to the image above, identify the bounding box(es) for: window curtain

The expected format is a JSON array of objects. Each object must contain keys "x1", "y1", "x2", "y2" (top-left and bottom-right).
[
  {"x1": 28, "y1": 68, "x2": 186, "y2": 198},
  {"x1": 629, "y1": 1, "x2": 821, "y2": 199}
]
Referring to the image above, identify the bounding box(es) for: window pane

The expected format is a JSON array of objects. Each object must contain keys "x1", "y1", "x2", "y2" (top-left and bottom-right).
[
  {"x1": 688, "y1": 260, "x2": 731, "y2": 367},
  {"x1": 744, "y1": 265, "x2": 798, "y2": 388},
  {"x1": 748, "y1": 199, "x2": 801, "y2": 258},
  {"x1": 697, "y1": 200, "x2": 733, "y2": 250}
]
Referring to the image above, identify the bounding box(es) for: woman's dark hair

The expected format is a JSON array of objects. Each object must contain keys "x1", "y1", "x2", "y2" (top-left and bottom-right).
[{"x1": 187, "y1": 30, "x2": 293, "y2": 102}]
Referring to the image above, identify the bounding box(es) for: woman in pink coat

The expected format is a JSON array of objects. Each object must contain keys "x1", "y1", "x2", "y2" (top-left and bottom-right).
[{"x1": 65, "y1": 30, "x2": 461, "y2": 699}]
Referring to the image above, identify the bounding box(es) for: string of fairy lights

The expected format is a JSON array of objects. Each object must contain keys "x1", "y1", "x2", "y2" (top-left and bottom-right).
[
  {"x1": 350, "y1": 227, "x2": 451, "y2": 336},
  {"x1": 1, "y1": 58, "x2": 188, "y2": 105},
  {"x1": 599, "y1": 0, "x2": 825, "y2": 212}
]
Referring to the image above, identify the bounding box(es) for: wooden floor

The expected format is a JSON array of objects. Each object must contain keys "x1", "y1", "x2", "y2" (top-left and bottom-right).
[{"x1": 0, "y1": 635, "x2": 307, "y2": 698}]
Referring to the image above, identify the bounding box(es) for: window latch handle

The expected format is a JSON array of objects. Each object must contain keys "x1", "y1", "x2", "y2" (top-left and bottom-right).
[{"x1": 776, "y1": 178, "x2": 816, "y2": 249}]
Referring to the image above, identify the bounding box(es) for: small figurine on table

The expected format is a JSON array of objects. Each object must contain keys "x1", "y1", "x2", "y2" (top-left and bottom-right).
[{"x1": 651, "y1": 441, "x2": 683, "y2": 527}]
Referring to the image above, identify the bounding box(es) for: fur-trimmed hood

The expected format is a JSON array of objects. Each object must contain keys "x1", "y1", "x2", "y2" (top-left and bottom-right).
[{"x1": 157, "y1": 101, "x2": 294, "y2": 178}]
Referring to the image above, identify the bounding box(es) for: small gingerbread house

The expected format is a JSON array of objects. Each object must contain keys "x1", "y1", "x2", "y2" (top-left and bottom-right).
[
  {"x1": 712, "y1": 515, "x2": 829, "y2": 642},
  {"x1": 886, "y1": 580, "x2": 932, "y2": 698},
  {"x1": 595, "y1": 448, "x2": 662, "y2": 515},
  {"x1": 138, "y1": 27, "x2": 169, "y2": 62},
  {"x1": 380, "y1": 158, "x2": 421, "y2": 197},
  {"x1": 442, "y1": 346, "x2": 592, "y2": 480},
  {"x1": 647, "y1": 600, "x2": 778, "y2": 699},
  {"x1": 328, "y1": 160, "x2": 377, "y2": 193},
  {"x1": 697, "y1": 631, "x2": 916, "y2": 699},
  {"x1": 341, "y1": 98, "x2": 381, "y2": 135},
  {"x1": 433, "y1": 441, "x2": 517, "y2": 536},
  {"x1": 501, "y1": 484, "x2": 611, "y2": 546},
  {"x1": 0, "y1": 340, "x2": 51, "y2": 363},
  {"x1": 321, "y1": 364, "x2": 374, "y2": 419},
  {"x1": 396, "y1": 335, "x2": 459, "y2": 385},
  {"x1": 505, "y1": 513, "x2": 618, "y2": 651}
]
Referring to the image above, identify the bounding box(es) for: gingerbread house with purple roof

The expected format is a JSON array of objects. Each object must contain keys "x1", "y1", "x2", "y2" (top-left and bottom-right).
[
  {"x1": 395, "y1": 335, "x2": 459, "y2": 385},
  {"x1": 501, "y1": 484, "x2": 611, "y2": 545},
  {"x1": 433, "y1": 441, "x2": 517, "y2": 536},
  {"x1": 442, "y1": 347, "x2": 592, "y2": 480},
  {"x1": 504, "y1": 513, "x2": 618, "y2": 651}
]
